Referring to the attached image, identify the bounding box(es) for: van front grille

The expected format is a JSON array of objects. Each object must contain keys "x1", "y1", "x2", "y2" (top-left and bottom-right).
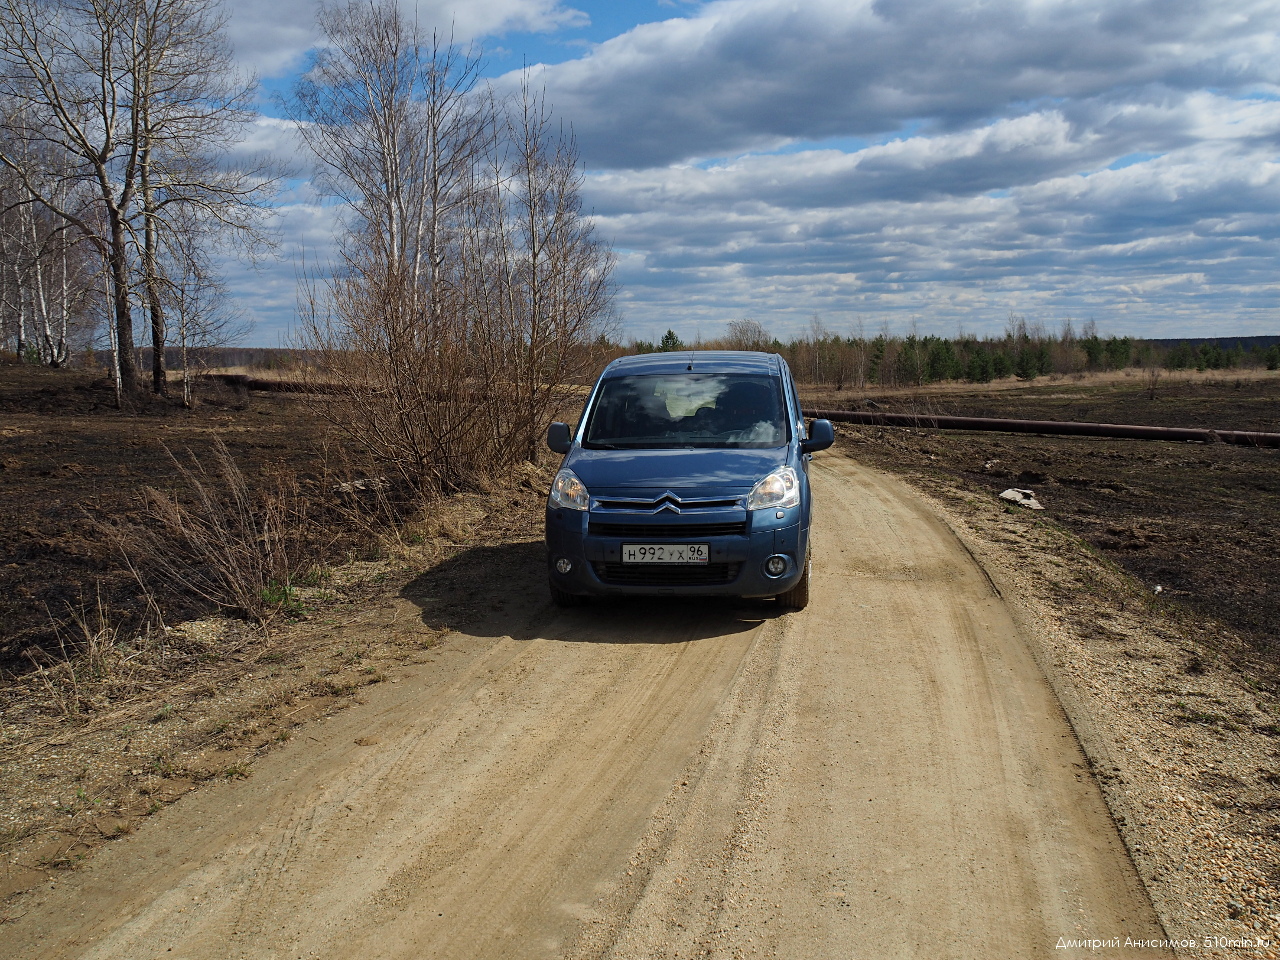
[
  {"x1": 587, "y1": 521, "x2": 746, "y2": 539},
  {"x1": 594, "y1": 495, "x2": 741, "y2": 510}
]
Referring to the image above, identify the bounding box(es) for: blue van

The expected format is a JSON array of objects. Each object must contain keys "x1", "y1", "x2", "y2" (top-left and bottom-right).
[{"x1": 544, "y1": 351, "x2": 834, "y2": 609}]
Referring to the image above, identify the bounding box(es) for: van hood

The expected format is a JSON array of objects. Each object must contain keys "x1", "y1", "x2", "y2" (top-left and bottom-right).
[{"x1": 564, "y1": 446, "x2": 791, "y2": 493}]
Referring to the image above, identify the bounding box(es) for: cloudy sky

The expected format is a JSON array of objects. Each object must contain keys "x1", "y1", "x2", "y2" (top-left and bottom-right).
[{"x1": 225, "y1": 0, "x2": 1280, "y2": 345}]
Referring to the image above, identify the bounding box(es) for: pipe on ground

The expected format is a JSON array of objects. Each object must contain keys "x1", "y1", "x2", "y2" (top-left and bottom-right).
[{"x1": 803, "y1": 409, "x2": 1280, "y2": 448}]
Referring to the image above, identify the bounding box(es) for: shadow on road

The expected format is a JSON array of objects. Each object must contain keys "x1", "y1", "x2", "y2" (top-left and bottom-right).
[{"x1": 399, "y1": 539, "x2": 781, "y2": 644}]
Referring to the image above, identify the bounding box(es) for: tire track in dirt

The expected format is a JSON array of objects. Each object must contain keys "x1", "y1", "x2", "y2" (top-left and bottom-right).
[
  {"x1": 557, "y1": 458, "x2": 1170, "y2": 959},
  {"x1": 8, "y1": 604, "x2": 772, "y2": 959}
]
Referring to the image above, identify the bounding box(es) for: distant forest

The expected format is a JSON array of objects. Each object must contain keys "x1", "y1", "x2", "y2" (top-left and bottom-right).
[
  {"x1": 83, "y1": 320, "x2": 1280, "y2": 390},
  {"x1": 631, "y1": 318, "x2": 1280, "y2": 389}
]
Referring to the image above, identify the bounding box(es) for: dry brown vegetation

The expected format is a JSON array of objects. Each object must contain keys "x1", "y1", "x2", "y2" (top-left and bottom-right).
[
  {"x1": 289, "y1": 2, "x2": 615, "y2": 496},
  {"x1": 3, "y1": 360, "x2": 1279, "y2": 940},
  {"x1": 0, "y1": 361, "x2": 555, "y2": 899},
  {"x1": 805, "y1": 369, "x2": 1280, "y2": 672},
  {"x1": 0, "y1": 365, "x2": 363, "y2": 665}
]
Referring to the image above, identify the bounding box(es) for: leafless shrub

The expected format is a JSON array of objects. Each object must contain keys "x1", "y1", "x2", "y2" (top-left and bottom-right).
[
  {"x1": 1143, "y1": 362, "x2": 1162, "y2": 400},
  {"x1": 112, "y1": 439, "x2": 314, "y2": 624},
  {"x1": 317, "y1": 440, "x2": 430, "y2": 563},
  {"x1": 289, "y1": 0, "x2": 615, "y2": 497},
  {"x1": 721, "y1": 319, "x2": 772, "y2": 352}
]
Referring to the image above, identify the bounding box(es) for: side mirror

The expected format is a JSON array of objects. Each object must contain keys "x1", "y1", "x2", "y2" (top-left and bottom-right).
[
  {"x1": 801, "y1": 418, "x2": 835, "y2": 454},
  {"x1": 547, "y1": 421, "x2": 573, "y2": 455}
]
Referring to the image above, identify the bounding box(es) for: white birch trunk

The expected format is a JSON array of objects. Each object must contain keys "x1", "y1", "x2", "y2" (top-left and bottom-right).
[{"x1": 105, "y1": 264, "x2": 121, "y2": 407}]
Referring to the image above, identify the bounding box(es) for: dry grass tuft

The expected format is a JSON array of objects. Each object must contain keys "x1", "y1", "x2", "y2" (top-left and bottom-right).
[
  {"x1": 24, "y1": 593, "x2": 158, "y2": 717},
  {"x1": 108, "y1": 439, "x2": 319, "y2": 625}
]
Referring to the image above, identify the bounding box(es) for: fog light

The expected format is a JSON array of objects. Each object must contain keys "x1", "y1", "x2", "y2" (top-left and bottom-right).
[
  {"x1": 555, "y1": 557, "x2": 573, "y2": 574},
  {"x1": 764, "y1": 555, "x2": 787, "y2": 577}
]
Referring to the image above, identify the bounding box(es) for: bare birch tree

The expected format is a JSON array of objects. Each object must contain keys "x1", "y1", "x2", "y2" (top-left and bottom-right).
[
  {"x1": 163, "y1": 222, "x2": 248, "y2": 406},
  {"x1": 0, "y1": 0, "x2": 147, "y2": 388},
  {"x1": 290, "y1": 0, "x2": 490, "y2": 490},
  {"x1": 129, "y1": 0, "x2": 269, "y2": 394},
  {"x1": 290, "y1": 2, "x2": 485, "y2": 320},
  {"x1": 0, "y1": 152, "x2": 95, "y2": 365},
  {"x1": 0, "y1": 0, "x2": 273, "y2": 393},
  {"x1": 724, "y1": 319, "x2": 771, "y2": 352},
  {"x1": 488, "y1": 77, "x2": 614, "y2": 460},
  {"x1": 291, "y1": 0, "x2": 614, "y2": 494}
]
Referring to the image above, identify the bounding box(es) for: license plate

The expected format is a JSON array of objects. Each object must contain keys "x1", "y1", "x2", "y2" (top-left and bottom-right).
[{"x1": 622, "y1": 543, "x2": 710, "y2": 564}]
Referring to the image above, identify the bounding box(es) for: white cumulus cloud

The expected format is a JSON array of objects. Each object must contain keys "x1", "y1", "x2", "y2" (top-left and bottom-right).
[
  {"x1": 508, "y1": 0, "x2": 1280, "y2": 168},
  {"x1": 226, "y1": 0, "x2": 585, "y2": 78}
]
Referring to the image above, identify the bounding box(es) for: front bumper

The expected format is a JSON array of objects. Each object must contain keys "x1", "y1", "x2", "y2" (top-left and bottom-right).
[{"x1": 545, "y1": 505, "x2": 807, "y2": 598}]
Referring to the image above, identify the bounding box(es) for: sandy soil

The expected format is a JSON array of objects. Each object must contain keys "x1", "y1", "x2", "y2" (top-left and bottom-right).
[
  {"x1": 2, "y1": 458, "x2": 1168, "y2": 959},
  {"x1": 838, "y1": 429, "x2": 1280, "y2": 957}
]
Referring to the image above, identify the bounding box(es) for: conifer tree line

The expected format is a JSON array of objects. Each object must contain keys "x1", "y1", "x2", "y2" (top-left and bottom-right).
[
  {"x1": 0, "y1": 0, "x2": 274, "y2": 397},
  {"x1": 636, "y1": 316, "x2": 1280, "y2": 387}
]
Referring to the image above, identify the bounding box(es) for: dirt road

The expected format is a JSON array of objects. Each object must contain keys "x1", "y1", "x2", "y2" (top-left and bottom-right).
[{"x1": 5, "y1": 457, "x2": 1169, "y2": 959}]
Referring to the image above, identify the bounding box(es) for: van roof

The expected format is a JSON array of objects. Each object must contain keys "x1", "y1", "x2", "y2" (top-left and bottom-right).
[{"x1": 602, "y1": 351, "x2": 782, "y2": 377}]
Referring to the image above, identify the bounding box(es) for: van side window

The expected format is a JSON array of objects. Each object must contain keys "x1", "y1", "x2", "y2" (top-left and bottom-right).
[{"x1": 782, "y1": 366, "x2": 804, "y2": 438}]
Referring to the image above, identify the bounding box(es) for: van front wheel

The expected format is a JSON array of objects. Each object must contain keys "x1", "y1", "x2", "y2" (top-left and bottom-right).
[{"x1": 777, "y1": 556, "x2": 810, "y2": 611}]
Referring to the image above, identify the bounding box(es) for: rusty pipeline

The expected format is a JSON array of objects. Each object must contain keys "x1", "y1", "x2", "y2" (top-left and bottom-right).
[{"x1": 803, "y1": 409, "x2": 1280, "y2": 448}]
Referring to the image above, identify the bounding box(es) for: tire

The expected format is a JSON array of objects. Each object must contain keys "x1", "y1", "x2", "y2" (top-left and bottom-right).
[
  {"x1": 549, "y1": 581, "x2": 588, "y2": 608},
  {"x1": 777, "y1": 556, "x2": 811, "y2": 611}
]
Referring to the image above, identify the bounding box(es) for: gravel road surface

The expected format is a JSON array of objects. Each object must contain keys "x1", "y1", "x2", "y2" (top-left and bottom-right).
[{"x1": 5, "y1": 458, "x2": 1169, "y2": 959}]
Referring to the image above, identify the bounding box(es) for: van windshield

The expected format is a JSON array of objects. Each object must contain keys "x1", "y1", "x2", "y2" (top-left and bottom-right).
[{"x1": 583, "y1": 373, "x2": 788, "y2": 449}]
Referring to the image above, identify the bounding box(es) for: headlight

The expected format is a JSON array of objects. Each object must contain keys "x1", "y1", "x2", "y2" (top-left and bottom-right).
[
  {"x1": 747, "y1": 466, "x2": 800, "y2": 510},
  {"x1": 550, "y1": 468, "x2": 590, "y2": 511}
]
